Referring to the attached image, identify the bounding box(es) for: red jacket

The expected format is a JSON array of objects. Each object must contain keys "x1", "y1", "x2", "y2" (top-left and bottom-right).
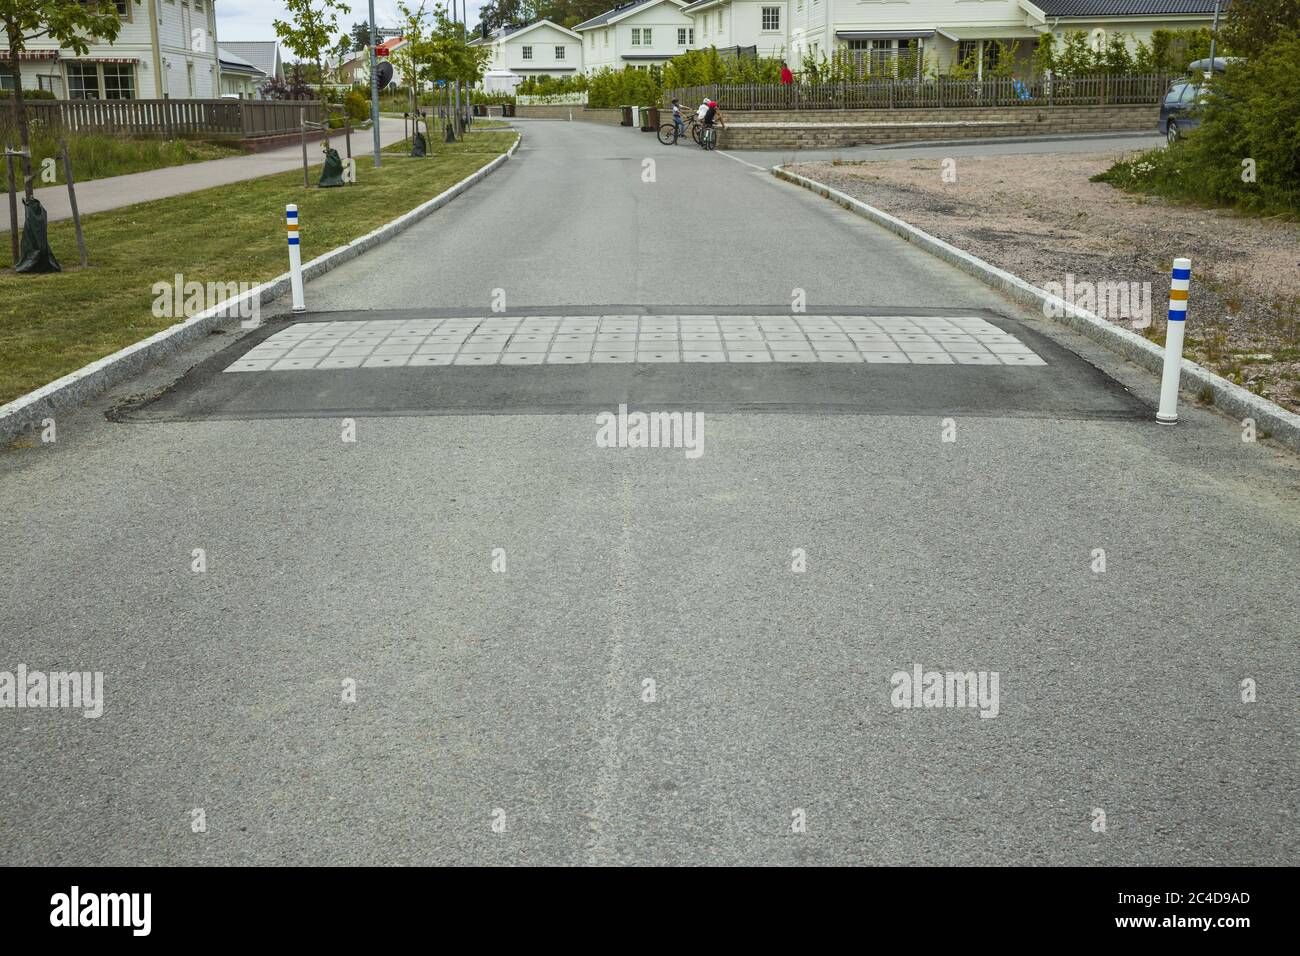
[{"x1": 780, "y1": 66, "x2": 793, "y2": 85}]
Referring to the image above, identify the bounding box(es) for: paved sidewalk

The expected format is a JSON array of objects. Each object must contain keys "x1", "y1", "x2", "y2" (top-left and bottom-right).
[{"x1": 4, "y1": 116, "x2": 408, "y2": 231}]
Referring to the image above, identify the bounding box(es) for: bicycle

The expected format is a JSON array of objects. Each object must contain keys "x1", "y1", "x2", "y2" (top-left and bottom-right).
[
  {"x1": 657, "y1": 114, "x2": 702, "y2": 146},
  {"x1": 699, "y1": 123, "x2": 719, "y2": 150}
]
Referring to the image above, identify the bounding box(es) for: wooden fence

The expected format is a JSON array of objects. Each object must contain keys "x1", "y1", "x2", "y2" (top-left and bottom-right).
[
  {"x1": 666, "y1": 74, "x2": 1172, "y2": 111},
  {"x1": 0, "y1": 98, "x2": 326, "y2": 140}
]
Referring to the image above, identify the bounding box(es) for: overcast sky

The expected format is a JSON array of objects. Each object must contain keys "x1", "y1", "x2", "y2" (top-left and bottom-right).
[{"x1": 215, "y1": 0, "x2": 487, "y2": 45}]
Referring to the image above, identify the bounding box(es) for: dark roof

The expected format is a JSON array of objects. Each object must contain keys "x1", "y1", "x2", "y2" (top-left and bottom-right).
[
  {"x1": 574, "y1": 0, "x2": 661, "y2": 31},
  {"x1": 1032, "y1": 1, "x2": 1225, "y2": 15}
]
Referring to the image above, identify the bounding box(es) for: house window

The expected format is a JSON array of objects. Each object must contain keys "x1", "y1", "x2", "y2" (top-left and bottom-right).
[
  {"x1": 0, "y1": 65, "x2": 14, "y2": 91},
  {"x1": 38, "y1": 74, "x2": 61, "y2": 95},
  {"x1": 66, "y1": 62, "x2": 100, "y2": 99},
  {"x1": 603, "y1": 29, "x2": 608, "y2": 48},
  {"x1": 762, "y1": 7, "x2": 780, "y2": 31},
  {"x1": 556, "y1": 45, "x2": 566, "y2": 59},
  {"x1": 522, "y1": 45, "x2": 533, "y2": 59},
  {"x1": 678, "y1": 27, "x2": 692, "y2": 45},
  {"x1": 113, "y1": 0, "x2": 130, "y2": 14},
  {"x1": 631, "y1": 29, "x2": 641, "y2": 46},
  {"x1": 103, "y1": 63, "x2": 136, "y2": 99},
  {"x1": 643, "y1": 28, "x2": 652, "y2": 46},
  {"x1": 958, "y1": 41, "x2": 979, "y2": 68}
]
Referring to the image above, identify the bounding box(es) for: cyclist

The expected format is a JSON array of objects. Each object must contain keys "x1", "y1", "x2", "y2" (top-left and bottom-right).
[
  {"x1": 670, "y1": 98, "x2": 687, "y2": 143},
  {"x1": 700, "y1": 99, "x2": 724, "y2": 144}
]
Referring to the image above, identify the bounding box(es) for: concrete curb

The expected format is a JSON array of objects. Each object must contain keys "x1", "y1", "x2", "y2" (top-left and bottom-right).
[
  {"x1": 773, "y1": 164, "x2": 1300, "y2": 453},
  {"x1": 0, "y1": 133, "x2": 522, "y2": 446}
]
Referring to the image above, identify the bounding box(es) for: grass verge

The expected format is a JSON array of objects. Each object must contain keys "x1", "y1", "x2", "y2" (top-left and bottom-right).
[
  {"x1": 4, "y1": 130, "x2": 247, "y2": 186},
  {"x1": 0, "y1": 131, "x2": 517, "y2": 405}
]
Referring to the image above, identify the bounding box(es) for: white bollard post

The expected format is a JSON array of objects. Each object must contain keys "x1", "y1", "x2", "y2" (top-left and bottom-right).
[
  {"x1": 286, "y1": 204, "x2": 305, "y2": 314},
  {"x1": 1156, "y1": 257, "x2": 1191, "y2": 424}
]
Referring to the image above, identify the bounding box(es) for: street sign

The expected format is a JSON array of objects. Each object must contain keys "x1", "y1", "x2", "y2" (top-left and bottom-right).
[{"x1": 376, "y1": 44, "x2": 390, "y2": 57}]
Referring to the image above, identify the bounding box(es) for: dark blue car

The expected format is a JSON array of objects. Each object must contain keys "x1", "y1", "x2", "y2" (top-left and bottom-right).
[{"x1": 1159, "y1": 79, "x2": 1203, "y2": 144}]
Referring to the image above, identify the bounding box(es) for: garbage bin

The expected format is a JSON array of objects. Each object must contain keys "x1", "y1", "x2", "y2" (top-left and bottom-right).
[
  {"x1": 642, "y1": 107, "x2": 657, "y2": 131},
  {"x1": 504, "y1": 103, "x2": 516, "y2": 117},
  {"x1": 474, "y1": 104, "x2": 487, "y2": 117},
  {"x1": 621, "y1": 105, "x2": 633, "y2": 126}
]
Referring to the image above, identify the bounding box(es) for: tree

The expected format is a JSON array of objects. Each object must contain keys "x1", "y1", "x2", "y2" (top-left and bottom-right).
[
  {"x1": 477, "y1": 0, "x2": 532, "y2": 32},
  {"x1": 1, "y1": 0, "x2": 133, "y2": 201},
  {"x1": 1221, "y1": 0, "x2": 1300, "y2": 58},
  {"x1": 330, "y1": 34, "x2": 353, "y2": 81},
  {"x1": 273, "y1": 0, "x2": 353, "y2": 101},
  {"x1": 350, "y1": 20, "x2": 375, "y2": 52},
  {"x1": 260, "y1": 67, "x2": 315, "y2": 101},
  {"x1": 388, "y1": 1, "x2": 431, "y2": 111},
  {"x1": 1031, "y1": 33, "x2": 1055, "y2": 77},
  {"x1": 426, "y1": 2, "x2": 492, "y2": 128}
]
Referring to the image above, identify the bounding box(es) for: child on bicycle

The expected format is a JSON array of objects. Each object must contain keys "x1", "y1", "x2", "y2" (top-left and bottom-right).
[
  {"x1": 671, "y1": 98, "x2": 686, "y2": 143},
  {"x1": 701, "y1": 100, "x2": 724, "y2": 131}
]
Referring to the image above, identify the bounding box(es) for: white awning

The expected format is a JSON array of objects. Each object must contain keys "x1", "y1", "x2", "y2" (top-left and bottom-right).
[
  {"x1": 938, "y1": 26, "x2": 1044, "y2": 41},
  {"x1": 836, "y1": 30, "x2": 939, "y2": 41}
]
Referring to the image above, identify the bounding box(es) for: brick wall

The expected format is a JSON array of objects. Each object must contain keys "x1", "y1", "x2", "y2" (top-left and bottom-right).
[{"x1": 717, "y1": 104, "x2": 1159, "y2": 150}]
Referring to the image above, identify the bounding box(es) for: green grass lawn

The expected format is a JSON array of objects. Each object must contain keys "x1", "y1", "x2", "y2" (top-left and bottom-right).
[
  {"x1": 14, "y1": 131, "x2": 248, "y2": 186},
  {"x1": 0, "y1": 131, "x2": 517, "y2": 405}
]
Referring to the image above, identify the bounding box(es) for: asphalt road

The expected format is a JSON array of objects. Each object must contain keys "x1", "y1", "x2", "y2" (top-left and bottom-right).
[{"x1": 1, "y1": 118, "x2": 1297, "y2": 866}]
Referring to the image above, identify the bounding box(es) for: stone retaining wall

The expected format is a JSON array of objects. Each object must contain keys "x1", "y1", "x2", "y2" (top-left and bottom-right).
[
  {"x1": 513, "y1": 105, "x2": 624, "y2": 124},
  {"x1": 718, "y1": 104, "x2": 1157, "y2": 149}
]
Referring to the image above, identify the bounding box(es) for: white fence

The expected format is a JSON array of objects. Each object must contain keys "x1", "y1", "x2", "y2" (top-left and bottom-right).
[{"x1": 516, "y1": 92, "x2": 587, "y2": 106}]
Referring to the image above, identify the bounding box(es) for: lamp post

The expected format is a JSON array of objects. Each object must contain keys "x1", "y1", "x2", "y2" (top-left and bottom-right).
[
  {"x1": 452, "y1": 0, "x2": 462, "y2": 138},
  {"x1": 1207, "y1": 0, "x2": 1222, "y2": 78}
]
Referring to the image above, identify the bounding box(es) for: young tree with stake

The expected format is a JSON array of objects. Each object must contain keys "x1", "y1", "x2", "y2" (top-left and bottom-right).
[{"x1": 273, "y1": 0, "x2": 353, "y2": 148}]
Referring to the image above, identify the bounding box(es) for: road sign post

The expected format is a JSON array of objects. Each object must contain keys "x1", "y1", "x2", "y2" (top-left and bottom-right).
[
  {"x1": 1157, "y1": 258, "x2": 1191, "y2": 424},
  {"x1": 369, "y1": 0, "x2": 382, "y2": 170},
  {"x1": 286, "y1": 204, "x2": 305, "y2": 313}
]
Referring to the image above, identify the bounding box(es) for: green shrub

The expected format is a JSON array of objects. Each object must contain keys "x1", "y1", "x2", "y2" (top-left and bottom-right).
[
  {"x1": 586, "y1": 66, "x2": 662, "y2": 109},
  {"x1": 0, "y1": 88, "x2": 57, "y2": 100},
  {"x1": 344, "y1": 89, "x2": 369, "y2": 122},
  {"x1": 515, "y1": 74, "x2": 587, "y2": 98},
  {"x1": 1093, "y1": 31, "x2": 1300, "y2": 218}
]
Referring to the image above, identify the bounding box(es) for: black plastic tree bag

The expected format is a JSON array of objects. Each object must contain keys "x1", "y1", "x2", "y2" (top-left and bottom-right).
[
  {"x1": 15, "y1": 197, "x2": 61, "y2": 274},
  {"x1": 318, "y1": 146, "x2": 345, "y2": 187},
  {"x1": 411, "y1": 131, "x2": 427, "y2": 157}
]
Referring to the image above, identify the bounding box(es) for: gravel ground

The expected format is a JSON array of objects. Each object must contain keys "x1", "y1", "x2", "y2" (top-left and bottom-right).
[{"x1": 796, "y1": 151, "x2": 1300, "y2": 413}]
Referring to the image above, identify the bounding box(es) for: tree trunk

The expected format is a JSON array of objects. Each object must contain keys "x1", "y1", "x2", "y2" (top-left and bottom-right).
[
  {"x1": 317, "y1": 57, "x2": 330, "y2": 150},
  {"x1": 5, "y1": 27, "x2": 34, "y2": 201}
]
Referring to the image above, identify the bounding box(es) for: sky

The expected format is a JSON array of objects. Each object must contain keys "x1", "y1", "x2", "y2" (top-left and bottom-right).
[{"x1": 215, "y1": 0, "x2": 487, "y2": 46}]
